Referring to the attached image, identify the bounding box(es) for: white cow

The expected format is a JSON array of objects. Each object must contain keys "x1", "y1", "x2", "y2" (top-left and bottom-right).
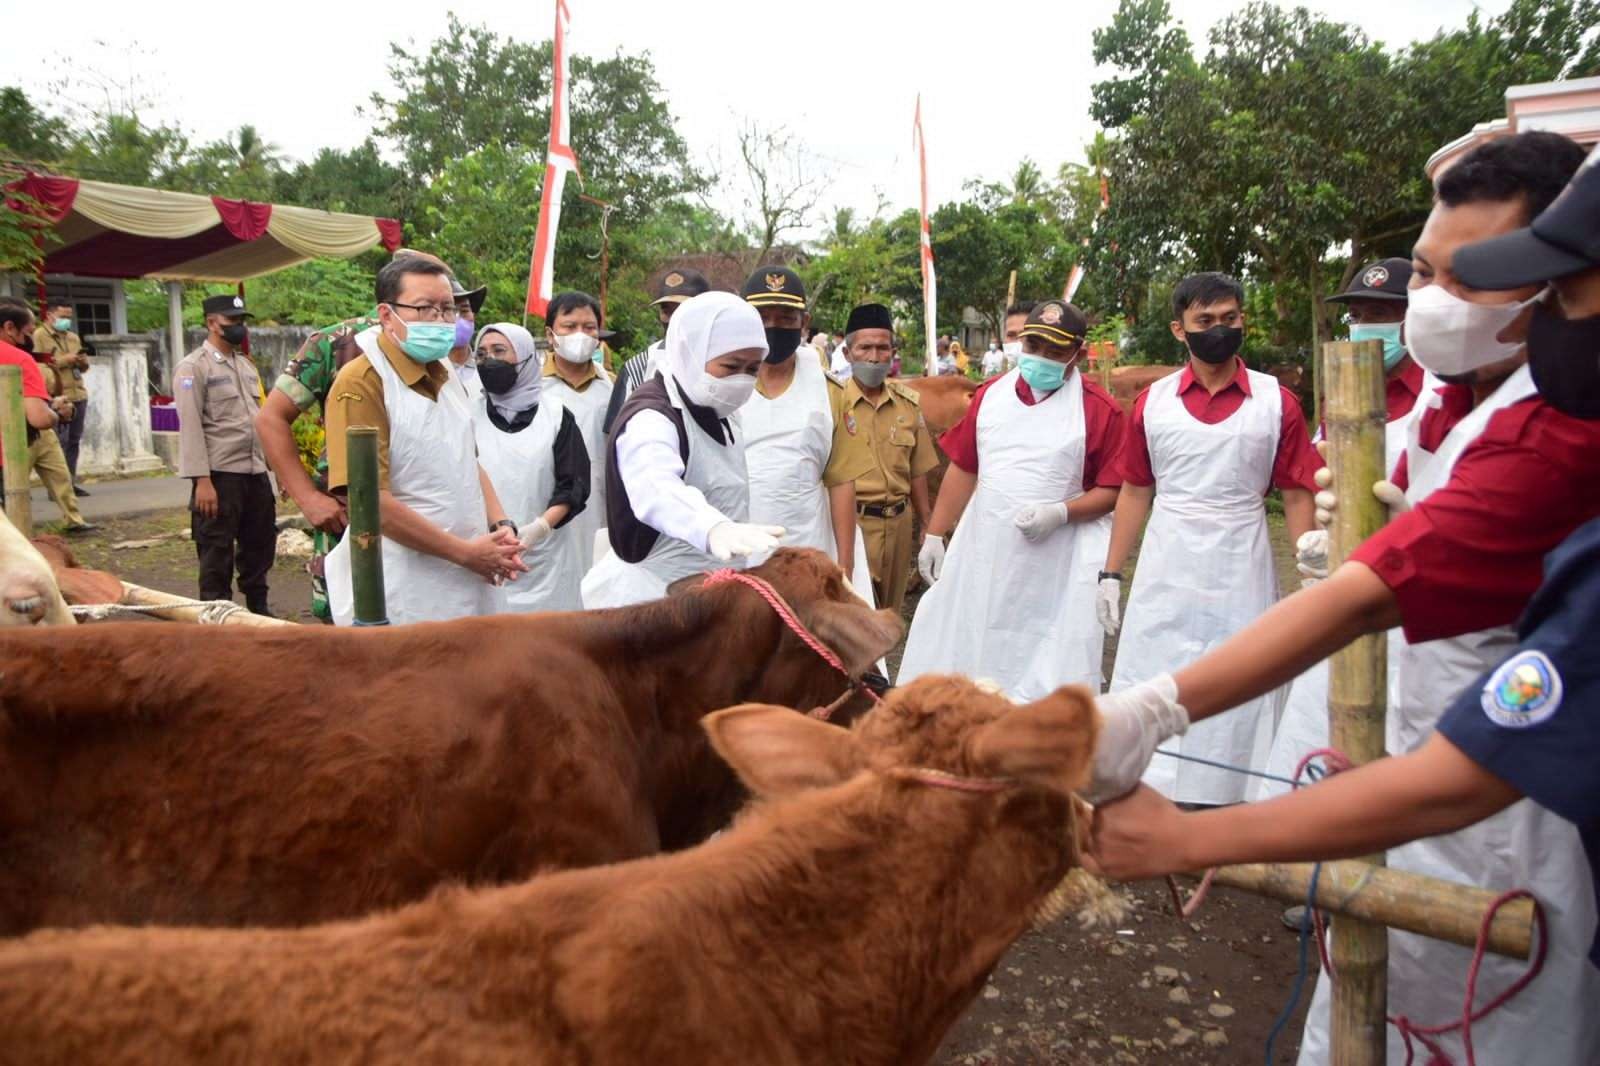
[{"x1": 0, "y1": 511, "x2": 72, "y2": 626}]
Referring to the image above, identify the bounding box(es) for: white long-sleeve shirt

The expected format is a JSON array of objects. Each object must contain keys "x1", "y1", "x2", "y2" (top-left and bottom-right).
[{"x1": 614, "y1": 408, "x2": 733, "y2": 552}]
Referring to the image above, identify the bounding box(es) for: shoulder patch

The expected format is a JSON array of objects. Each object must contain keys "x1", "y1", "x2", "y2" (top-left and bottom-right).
[
  {"x1": 1480, "y1": 651, "x2": 1563, "y2": 729},
  {"x1": 888, "y1": 380, "x2": 921, "y2": 404}
]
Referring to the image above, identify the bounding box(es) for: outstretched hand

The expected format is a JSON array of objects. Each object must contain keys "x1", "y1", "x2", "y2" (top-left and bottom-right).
[{"x1": 1083, "y1": 784, "x2": 1192, "y2": 882}]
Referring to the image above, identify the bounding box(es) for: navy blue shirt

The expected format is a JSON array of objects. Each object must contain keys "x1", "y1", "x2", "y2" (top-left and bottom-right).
[{"x1": 1438, "y1": 515, "x2": 1600, "y2": 967}]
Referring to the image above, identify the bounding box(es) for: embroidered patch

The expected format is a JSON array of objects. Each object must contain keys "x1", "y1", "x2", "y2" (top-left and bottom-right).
[
  {"x1": 180, "y1": 378, "x2": 194, "y2": 389},
  {"x1": 764, "y1": 272, "x2": 787, "y2": 292},
  {"x1": 1363, "y1": 265, "x2": 1390, "y2": 289},
  {"x1": 845, "y1": 412, "x2": 857, "y2": 435},
  {"x1": 664, "y1": 271, "x2": 684, "y2": 287},
  {"x1": 1039, "y1": 302, "x2": 1064, "y2": 325},
  {"x1": 1480, "y1": 651, "x2": 1563, "y2": 729}
]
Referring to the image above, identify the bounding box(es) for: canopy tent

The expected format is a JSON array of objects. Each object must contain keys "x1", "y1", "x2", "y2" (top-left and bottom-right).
[{"x1": 7, "y1": 171, "x2": 403, "y2": 282}]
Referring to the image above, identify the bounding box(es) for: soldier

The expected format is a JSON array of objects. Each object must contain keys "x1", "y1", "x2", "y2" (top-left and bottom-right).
[
  {"x1": 31, "y1": 304, "x2": 91, "y2": 494},
  {"x1": 173, "y1": 294, "x2": 276, "y2": 615},
  {"x1": 833, "y1": 303, "x2": 939, "y2": 612}
]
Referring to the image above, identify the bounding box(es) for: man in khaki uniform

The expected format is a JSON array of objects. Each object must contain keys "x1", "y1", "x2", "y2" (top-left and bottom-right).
[
  {"x1": 833, "y1": 303, "x2": 939, "y2": 611},
  {"x1": 174, "y1": 293, "x2": 275, "y2": 615},
  {"x1": 27, "y1": 343, "x2": 94, "y2": 532},
  {"x1": 31, "y1": 304, "x2": 90, "y2": 494}
]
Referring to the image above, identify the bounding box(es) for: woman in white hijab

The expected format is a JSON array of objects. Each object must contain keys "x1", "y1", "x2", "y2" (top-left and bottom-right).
[
  {"x1": 471, "y1": 322, "x2": 591, "y2": 612},
  {"x1": 580, "y1": 291, "x2": 783, "y2": 609}
]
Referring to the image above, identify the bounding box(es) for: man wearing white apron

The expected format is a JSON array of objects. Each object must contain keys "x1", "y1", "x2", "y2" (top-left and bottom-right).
[
  {"x1": 582, "y1": 292, "x2": 782, "y2": 609},
  {"x1": 446, "y1": 276, "x2": 486, "y2": 402},
  {"x1": 470, "y1": 323, "x2": 590, "y2": 613},
  {"x1": 1100, "y1": 271, "x2": 1321, "y2": 806},
  {"x1": 540, "y1": 291, "x2": 614, "y2": 575},
  {"x1": 740, "y1": 275, "x2": 877, "y2": 606},
  {"x1": 322, "y1": 255, "x2": 523, "y2": 625},
  {"x1": 1256, "y1": 258, "x2": 1431, "y2": 801},
  {"x1": 900, "y1": 299, "x2": 1124, "y2": 700},
  {"x1": 1084, "y1": 134, "x2": 1600, "y2": 1065}
]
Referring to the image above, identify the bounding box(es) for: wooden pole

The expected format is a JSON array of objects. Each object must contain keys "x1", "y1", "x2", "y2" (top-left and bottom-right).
[
  {"x1": 1209, "y1": 862, "x2": 1533, "y2": 959},
  {"x1": 345, "y1": 426, "x2": 388, "y2": 626},
  {"x1": 1322, "y1": 337, "x2": 1389, "y2": 1064},
  {"x1": 117, "y1": 582, "x2": 295, "y2": 627},
  {"x1": 1005, "y1": 269, "x2": 1017, "y2": 314},
  {"x1": 0, "y1": 365, "x2": 32, "y2": 536}
]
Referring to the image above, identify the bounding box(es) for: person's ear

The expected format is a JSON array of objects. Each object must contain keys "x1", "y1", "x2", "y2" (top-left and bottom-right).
[
  {"x1": 1169, "y1": 320, "x2": 1186, "y2": 344},
  {"x1": 703, "y1": 704, "x2": 862, "y2": 797}
]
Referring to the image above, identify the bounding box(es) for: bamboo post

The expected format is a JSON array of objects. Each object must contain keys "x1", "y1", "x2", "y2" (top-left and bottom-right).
[
  {"x1": 1322, "y1": 337, "x2": 1389, "y2": 1064},
  {"x1": 0, "y1": 366, "x2": 32, "y2": 536},
  {"x1": 1208, "y1": 862, "x2": 1533, "y2": 959},
  {"x1": 345, "y1": 426, "x2": 388, "y2": 626},
  {"x1": 1005, "y1": 269, "x2": 1017, "y2": 314},
  {"x1": 117, "y1": 582, "x2": 295, "y2": 627}
]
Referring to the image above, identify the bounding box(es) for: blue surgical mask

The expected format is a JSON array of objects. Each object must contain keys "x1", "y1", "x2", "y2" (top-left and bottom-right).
[
  {"x1": 389, "y1": 313, "x2": 456, "y2": 364},
  {"x1": 1350, "y1": 322, "x2": 1406, "y2": 372},
  {"x1": 1018, "y1": 353, "x2": 1068, "y2": 393}
]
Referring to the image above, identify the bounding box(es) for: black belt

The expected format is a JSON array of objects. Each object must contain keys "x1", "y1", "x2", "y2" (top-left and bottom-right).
[{"x1": 857, "y1": 498, "x2": 909, "y2": 519}]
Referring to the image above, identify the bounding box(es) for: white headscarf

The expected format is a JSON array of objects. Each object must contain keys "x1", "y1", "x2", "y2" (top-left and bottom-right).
[
  {"x1": 474, "y1": 322, "x2": 542, "y2": 418},
  {"x1": 663, "y1": 291, "x2": 767, "y2": 406}
]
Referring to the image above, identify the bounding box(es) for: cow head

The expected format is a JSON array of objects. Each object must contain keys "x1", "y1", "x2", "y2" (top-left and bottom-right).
[
  {"x1": 670, "y1": 548, "x2": 902, "y2": 716},
  {"x1": 0, "y1": 512, "x2": 73, "y2": 626}
]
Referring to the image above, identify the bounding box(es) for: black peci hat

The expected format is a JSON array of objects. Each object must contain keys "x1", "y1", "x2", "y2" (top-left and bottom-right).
[
  {"x1": 1327, "y1": 257, "x2": 1412, "y2": 303},
  {"x1": 741, "y1": 265, "x2": 807, "y2": 311},
  {"x1": 844, "y1": 303, "x2": 894, "y2": 334}
]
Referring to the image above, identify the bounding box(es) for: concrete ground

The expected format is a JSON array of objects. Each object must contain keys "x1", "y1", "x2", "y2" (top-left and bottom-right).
[{"x1": 28, "y1": 474, "x2": 190, "y2": 526}]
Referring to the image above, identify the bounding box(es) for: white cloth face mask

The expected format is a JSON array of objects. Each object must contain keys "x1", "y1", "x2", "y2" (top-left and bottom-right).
[
  {"x1": 689, "y1": 372, "x2": 757, "y2": 417},
  {"x1": 554, "y1": 332, "x2": 600, "y2": 364},
  {"x1": 1404, "y1": 283, "x2": 1540, "y2": 377}
]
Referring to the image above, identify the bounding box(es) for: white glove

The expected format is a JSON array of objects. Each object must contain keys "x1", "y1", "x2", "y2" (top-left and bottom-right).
[
  {"x1": 707, "y1": 522, "x2": 785, "y2": 562},
  {"x1": 518, "y1": 517, "x2": 554, "y2": 552},
  {"x1": 1013, "y1": 501, "x2": 1070, "y2": 542},
  {"x1": 1096, "y1": 577, "x2": 1122, "y2": 636},
  {"x1": 1295, "y1": 529, "x2": 1329, "y2": 581},
  {"x1": 1083, "y1": 674, "x2": 1190, "y2": 805},
  {"x1": 917, "y1": 535, "x2": 946, "y2": 585},
  {"x1": 1314, "y1": 466, "x2": 1410, "y2": 528}
]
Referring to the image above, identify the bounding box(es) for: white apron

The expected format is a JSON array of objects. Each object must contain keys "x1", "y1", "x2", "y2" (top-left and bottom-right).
[
  {"x1": 544, "y1": 365, "x2": 613, "y2": 574},
  {"x1": 581, "y1": 377, "x2": 749, "y2": 609},
  {"x1": 326, "y1": 335, "x2": 505, "y2": 626},
  {"x1": 1253, "y1": 378, "x2": 1436, "y2": 801},
  {"x1": 449, "y1": 358, "x2": 482, "y2": 403},
  {"x1": 743, "y1": 355, "x2": 877, "y2": 607},
  {"x1": 1113, "y1": 368, "x2": 1285, "y2": 805},
  {"x1": 1297, "y1": 365, "x2": 1600, "y2": 1065},
  {"x1": 472, "y1": 397, "x2": 584, "y2": 613},
  {"x1": 897, "y1": 370, "x2": 1109, "y2": 699}
]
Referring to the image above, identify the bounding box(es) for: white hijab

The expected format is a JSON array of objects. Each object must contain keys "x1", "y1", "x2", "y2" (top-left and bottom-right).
[
  {"x1": 663, "y1": 291, "x2": 767, "y2": 405},
  {"x1": 475, "y1": 322, "x2": 542, "y2": 418}
]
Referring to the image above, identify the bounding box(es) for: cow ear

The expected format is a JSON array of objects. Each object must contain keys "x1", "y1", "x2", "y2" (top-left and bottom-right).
[
  {"x1": 704, "y1": 704, "x2": 862, "y2": 797},
  {"x1": 967, "y1": 686, "x2": 1100, "y2": 796},
  {"x1": 804, "y1": 602, "x2": 903, "y2": 676}
]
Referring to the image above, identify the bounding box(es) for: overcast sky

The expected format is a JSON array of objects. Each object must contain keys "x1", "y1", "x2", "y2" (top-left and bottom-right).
[{"x1": 17, "y1": 0, "x2": 1513, "y2": 236}]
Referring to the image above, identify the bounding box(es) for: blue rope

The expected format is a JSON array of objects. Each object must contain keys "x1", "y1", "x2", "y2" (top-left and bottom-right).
[
  {"x1": 1151, "y1": 747, "x2": 1321, "y2": 789},
  {"x1": 1265, "y1": 861, "x2": 1325, "y2": 1064}
]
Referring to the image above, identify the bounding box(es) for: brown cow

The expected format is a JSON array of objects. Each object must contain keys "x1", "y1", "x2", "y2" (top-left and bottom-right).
[
  {"x1": 0, "y1": 675, "x2": 1107, "y2": 1066},
  {"x1": 0, "y1": 548, "x2": 900, "y2": 934}
]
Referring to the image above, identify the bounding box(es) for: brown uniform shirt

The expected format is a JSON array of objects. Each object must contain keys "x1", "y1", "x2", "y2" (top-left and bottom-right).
[
  {"x1": 752, "y1": 371, "x2": 875, "y2": 489},
  {"x1": 540, "y1": 351, "x2": 606, "y2": 392},
  {"x1": 324, "y1": 332, "x2": 450, "y2": 492},
  {"x1": 173, "y1": 341, "x2": 268, "y2": 479},
  {"x1": 31, "y1": 327, "x2": 87, "y2": 401},
  {"x1": 836, "y1": 377, "x2": 940, "y2": 502}
]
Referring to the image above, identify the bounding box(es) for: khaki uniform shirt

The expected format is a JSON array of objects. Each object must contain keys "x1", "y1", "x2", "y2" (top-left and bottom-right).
[
  {"x1": 540, "y1": 352, "x2": 605, "y2": 392},
  {"x1": 324, "y1": 332, "x2": 450, "y2": 492},
  {"x1": 173, "y1": 341, "x2": 268, "y2": 478},
  {"x1": 753, "y1": 370, "x2": 875, "y2": 489},
  {"x1": 31, "y1": 327, "x2": 87, "y2": 400},
  {"x1": 836, "y1": 377, "x2": 940, "y2": 503}
]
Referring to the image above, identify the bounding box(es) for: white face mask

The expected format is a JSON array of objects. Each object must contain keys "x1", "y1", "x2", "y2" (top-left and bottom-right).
[
  {"x1": 1404, "y1": 283, "x2": 1540, "y2": 377},
  {"x1": 1002, "y1": 340, "x2": 1023, "y2": 358},
  {"x1": 688, "y1": 371, "x2": 757, "y2": 416},
  {"x1": 553, "y1": 332, "x2": 600, "y2": 364}
]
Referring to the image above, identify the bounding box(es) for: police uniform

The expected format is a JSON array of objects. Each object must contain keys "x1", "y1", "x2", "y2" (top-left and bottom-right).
[
  {"x1": 173, "y1": 294, "x2": 275, "y2": 613},
  {"x1": 603, "y1": 268, "x2": 710, "y2": 435},
  {"x1": 30, "y1": 314, "x2": 89, "y2": 487},
  {"x1": 836, "y1": 364, "x2": 939, "y2": 612}
]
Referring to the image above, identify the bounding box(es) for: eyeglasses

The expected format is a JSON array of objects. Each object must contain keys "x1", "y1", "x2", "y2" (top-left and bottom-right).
[
  {"x1": 474, "y1": 344, "x2": 519, "y2": 364},
  {"x1": 388, "y1": 301, "x2": 459, "y2": 322}
]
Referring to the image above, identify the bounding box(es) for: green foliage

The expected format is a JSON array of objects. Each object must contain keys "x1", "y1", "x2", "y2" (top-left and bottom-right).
[{"x1": 125, "y1": 259, "x2": 378, "y2": 332}]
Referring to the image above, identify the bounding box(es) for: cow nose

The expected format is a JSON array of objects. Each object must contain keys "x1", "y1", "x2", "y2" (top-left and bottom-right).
[{"x1": 5, "y1": 592, "x2": 48, "y2": 624}]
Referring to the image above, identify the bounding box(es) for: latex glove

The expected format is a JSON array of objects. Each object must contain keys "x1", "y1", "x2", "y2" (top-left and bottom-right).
[
  {"x1": 917, "y1": 534, "x2": 946, "y2": 585},
  {"x1": 1083, "y1": 674, "x2": 1190, "y2": 805},
  {"x1": 1096, "y1": 578, "x2": 1122, "y2": 636},
  {"x1": 519, "y1": 517, "x2": 554, "y2": 552},
  {"x1": 707, "y1": 522, "x2": 785, "y2": 562},
  {"x1": 1295, "y1": 529, "x2": 1329, "y2": 581},
  {"x1": 1314, "y1": 466, "x2": 1410, "y2": 528},
  {"x1": 1013, "y1": 501, "x2": 1070, "y2": 542}
]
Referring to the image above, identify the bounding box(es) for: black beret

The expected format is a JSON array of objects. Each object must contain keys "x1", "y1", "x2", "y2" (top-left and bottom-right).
[
  {"x1": 844, "y1": 303, "x2": 894, "y2": 334},
  {"x1": 741, "y1": 265, "x2": 806, "y2": 310}
]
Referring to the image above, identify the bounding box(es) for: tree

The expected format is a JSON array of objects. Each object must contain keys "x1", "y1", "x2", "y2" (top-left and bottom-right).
[
  {"x1": 728, "y1": 120, "x2": 822, "y2": 263},
  {"x1": 0, "y1": 86, "x2": 70, "y2": 163}
]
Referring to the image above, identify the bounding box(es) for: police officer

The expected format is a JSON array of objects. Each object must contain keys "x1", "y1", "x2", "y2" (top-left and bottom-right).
[
  {"x1": 173, "y1": 294, "x2": 276, "y2": 615},
  {"x1": 833, "y1": 302, "x2": 939, "y2": 612},
  {"x1": 603, "y1": 267, "x2": 710, "y2": 434}
]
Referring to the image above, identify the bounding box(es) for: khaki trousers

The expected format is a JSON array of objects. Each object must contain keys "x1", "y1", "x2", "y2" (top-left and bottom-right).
[
  {"x1": 28, "y1": 430, "x2": 85, "y2": 526},
  {"x1": 859, "y1": 508, "x2": 914, "y2": 613}
]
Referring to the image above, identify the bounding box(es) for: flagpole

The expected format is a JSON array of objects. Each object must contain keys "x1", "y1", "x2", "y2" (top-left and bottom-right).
[
  {"x1": 913, "y1": 95, "x2": 937, "y2": 376},
  {"x1": 525, "y1": 0, "x2": 580, "y2": 323}
]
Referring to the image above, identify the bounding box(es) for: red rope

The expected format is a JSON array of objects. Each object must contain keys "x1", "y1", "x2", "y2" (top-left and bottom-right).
[{"x1": 701, "y1": 569, "x2": 883, "y2": 720}]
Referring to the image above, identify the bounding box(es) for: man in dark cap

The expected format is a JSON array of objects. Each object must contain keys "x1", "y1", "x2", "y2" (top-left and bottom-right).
[
  {"x1": 447, "y1": 277, "x2": 489, "y2": 398},
  {"x1": 602, "y1": 267, "x2": 711, "y2": 434},
  {"x1": 832, "y1": 302, "x2": 940, "y2": 611},
  {"x1": 173, "y1": 293, "x2": 276, "y2": 615}
]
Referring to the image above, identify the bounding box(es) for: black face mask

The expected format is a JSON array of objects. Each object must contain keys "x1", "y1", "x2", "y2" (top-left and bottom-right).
[
  {"x1": 1527, "y1": 301, "x2": 1600, "y2": 420},
  {"x1": 220, "y1": 323, "x2": 249, "y2": 347},
  {"x1": 764, "y1": 327, "x2": 803, "y2": 364},
  {"x1": 477, "y1": 358, "x2": 522, "y2": 396},
  {"x1": 1184, "y1": 324, "x2": 1243, "y2": 364}
]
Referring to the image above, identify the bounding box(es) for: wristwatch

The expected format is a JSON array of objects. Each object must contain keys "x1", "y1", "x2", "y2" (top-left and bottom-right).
[
  {"x1": 1098, "y1": 570, "x2": 1123, "y2": 582},
  {"x1": 490, "y1": 518, "x2": 519, "y2": 538}
]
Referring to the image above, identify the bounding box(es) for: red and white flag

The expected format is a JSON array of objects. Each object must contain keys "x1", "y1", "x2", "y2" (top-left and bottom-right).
[
  {"x1": 913, "y1": 96, "x2": 938, "y2": 375},
  {"x1": 525, "y1": 0, "x2": 581, "y2": 318}
]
